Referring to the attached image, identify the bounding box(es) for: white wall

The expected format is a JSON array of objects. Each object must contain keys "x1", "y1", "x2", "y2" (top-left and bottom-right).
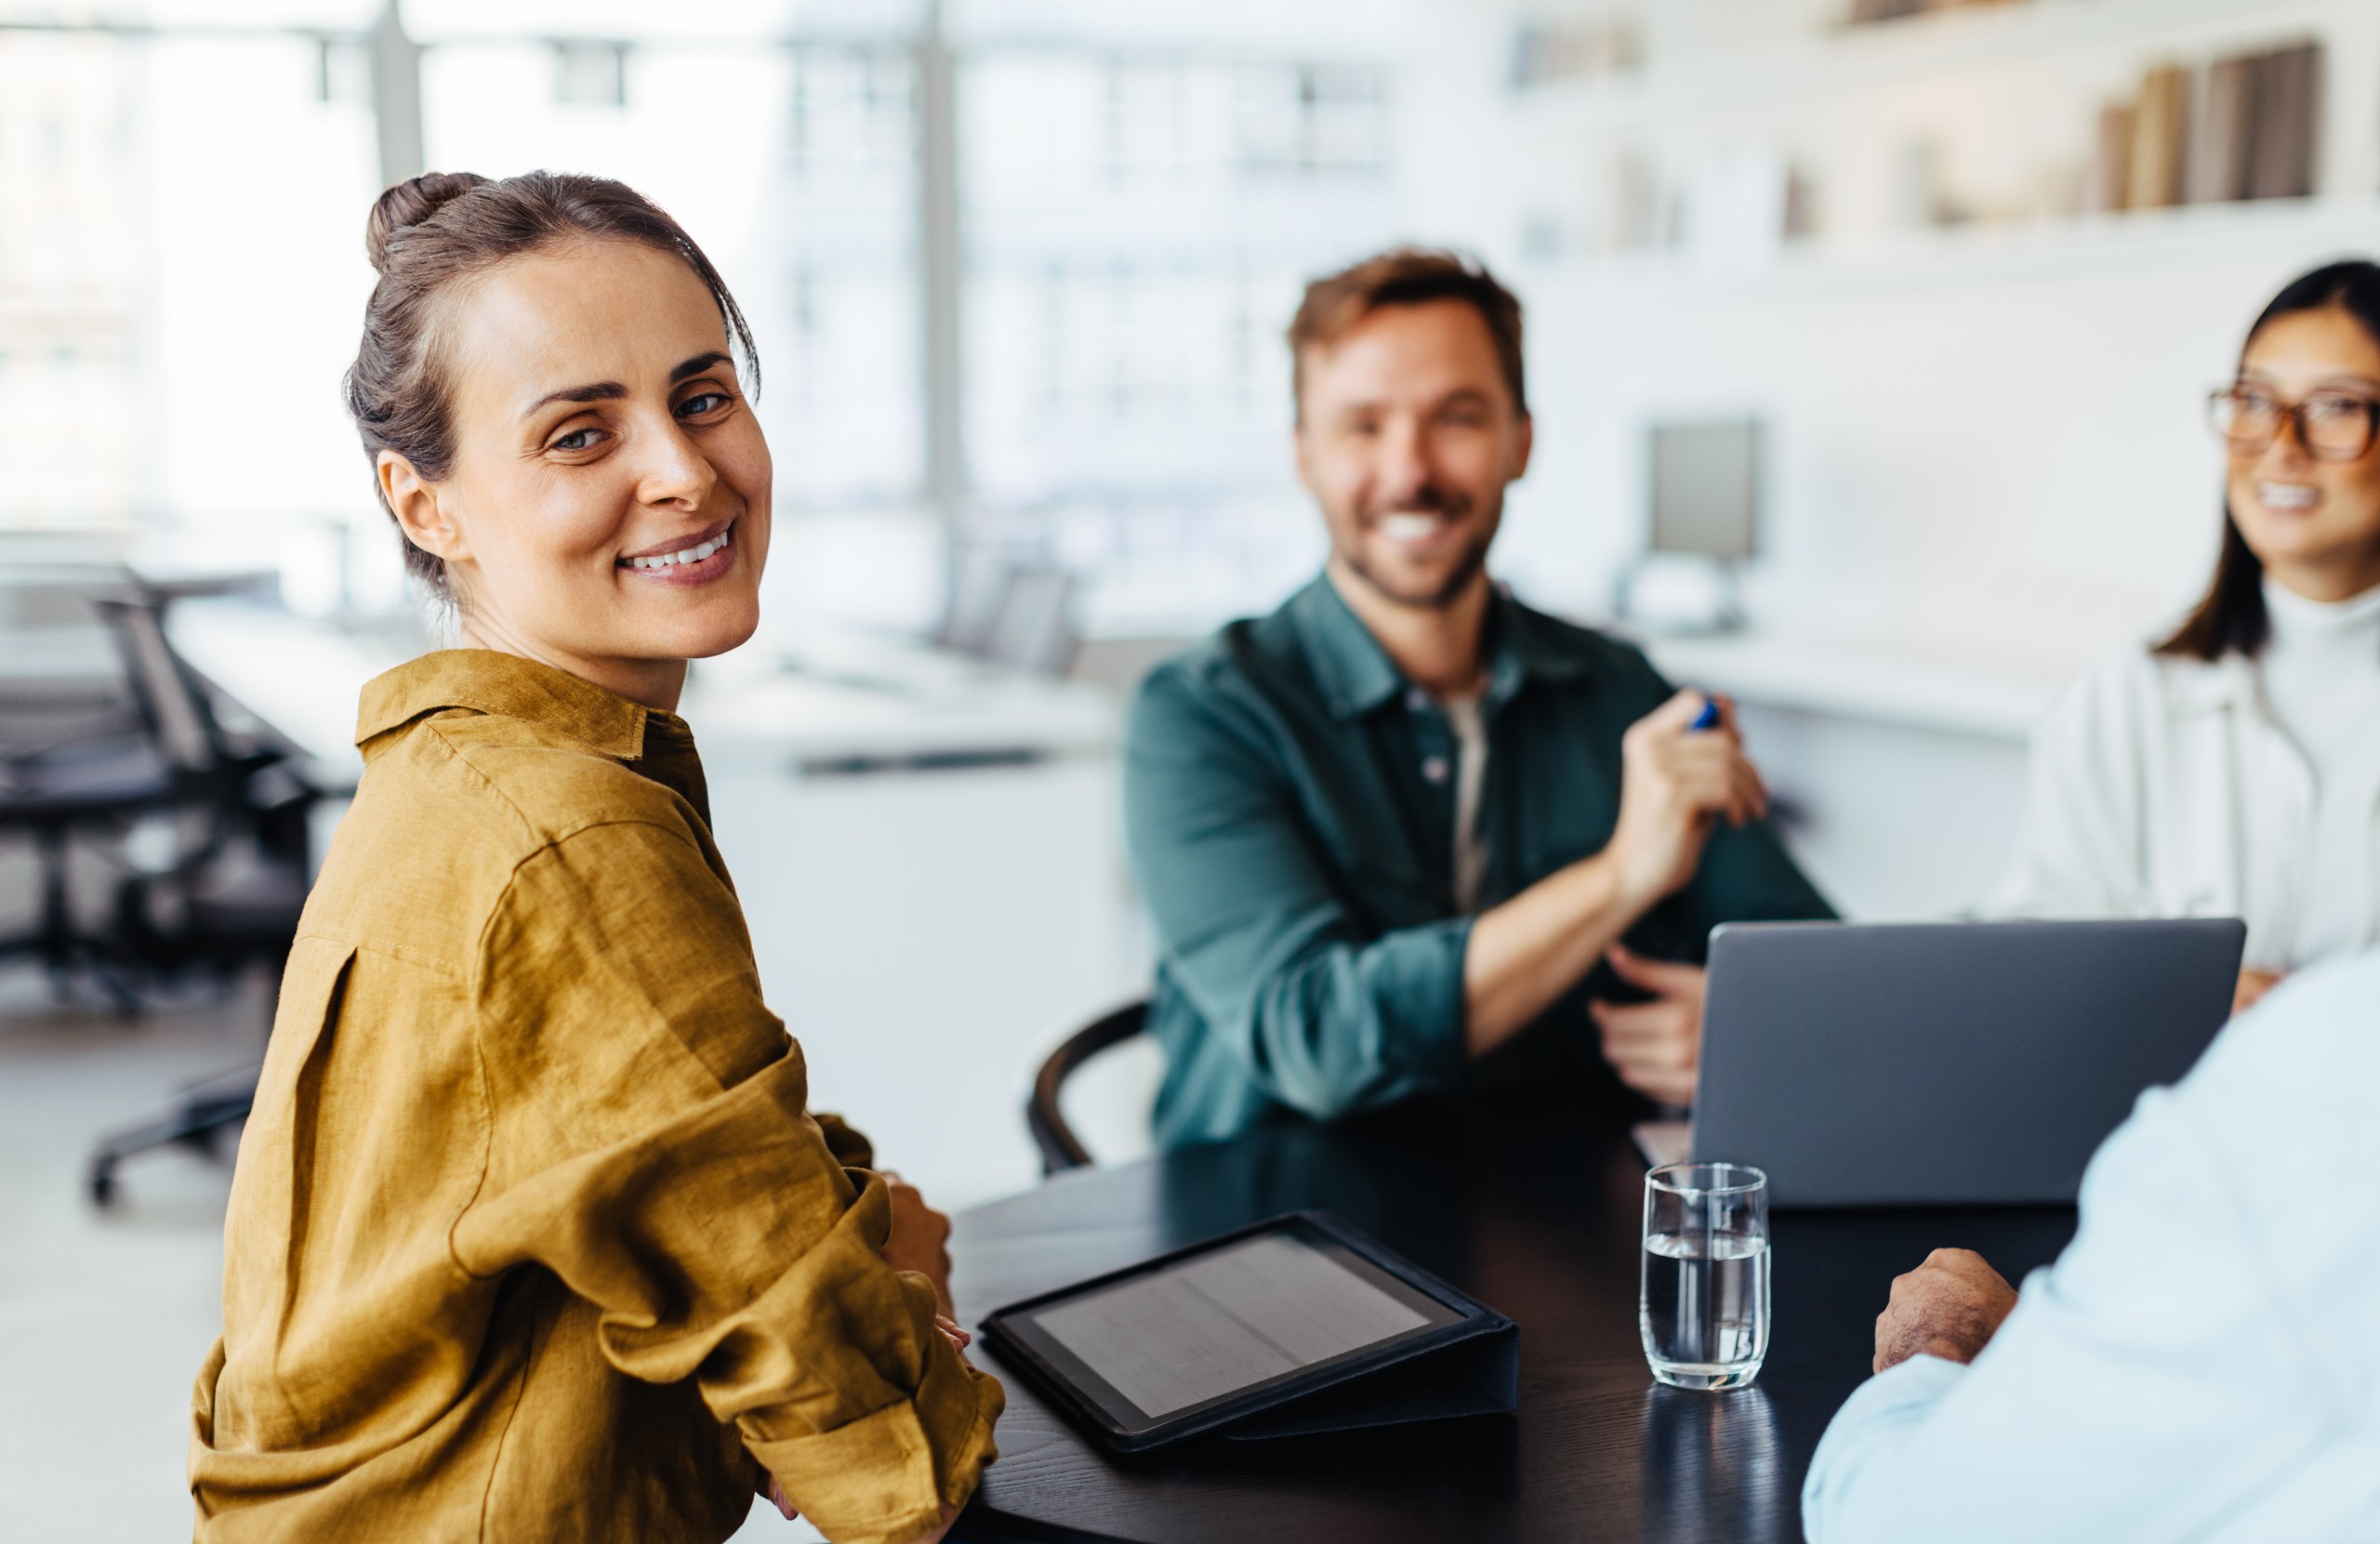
[{"x1": 1400, "y1": 0, "x2": 2380, "y2": 646}]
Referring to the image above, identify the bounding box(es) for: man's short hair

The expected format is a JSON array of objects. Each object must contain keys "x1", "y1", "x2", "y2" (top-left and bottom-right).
[{"x1": 1287, "y1": 246, "x2": 1527, "y2": 423}]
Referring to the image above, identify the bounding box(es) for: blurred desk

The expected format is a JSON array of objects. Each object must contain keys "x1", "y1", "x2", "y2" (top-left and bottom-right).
[
  {"x1": 1641, "y1": 630, "x2": 2074, "y2": 743},
  {"x1": 1631, "y1": 629, "x2": 2074, "y2": 918},
  {"x1": 954, "y1": 1096, "x2": 2075, "y2": 1544},
  {"x1": 687, "y1": 636, "x2": 1135, "y2": 1210}
]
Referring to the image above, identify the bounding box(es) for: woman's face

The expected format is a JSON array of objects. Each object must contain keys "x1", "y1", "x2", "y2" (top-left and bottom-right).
[
  {"x1": 2228, "y1": 304, "x2": 2380, "y2": 602},
  {"x1": 382, "y1": 239, "x2": 771, "y2": 708}
]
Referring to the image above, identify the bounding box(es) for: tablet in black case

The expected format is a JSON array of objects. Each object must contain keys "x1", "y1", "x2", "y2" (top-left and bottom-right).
[{"x1": 979, "y1": 1211, "x2": 1519, "y2": 1453}]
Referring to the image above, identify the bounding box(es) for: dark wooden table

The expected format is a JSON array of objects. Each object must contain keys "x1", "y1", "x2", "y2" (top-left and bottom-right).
[{"x1": 950, "y1": 1096, "x2": 2074, "y2": 1543}]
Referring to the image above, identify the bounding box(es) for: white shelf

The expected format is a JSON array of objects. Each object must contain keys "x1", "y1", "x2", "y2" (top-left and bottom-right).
[
  {"x1": 1515, "y1": 0, "x2": 2363, "y2": 134},
  {"x1": 1536, "y1": 193, "x2": 2380, "y2": 302}
]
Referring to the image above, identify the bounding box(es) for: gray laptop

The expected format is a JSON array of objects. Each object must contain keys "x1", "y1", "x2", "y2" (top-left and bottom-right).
[{"x1": 1651, "y1": 918, "x2": 2245, "y2": 1207}]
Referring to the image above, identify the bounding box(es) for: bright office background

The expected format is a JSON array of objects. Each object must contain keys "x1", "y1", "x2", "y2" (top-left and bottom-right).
[
  {"x1": 9, "y1": 0, "x2": 2380, "y2": 1188},
  {"x1": 7, "y1": 2, "x2": 2379, "y2": 1539}
]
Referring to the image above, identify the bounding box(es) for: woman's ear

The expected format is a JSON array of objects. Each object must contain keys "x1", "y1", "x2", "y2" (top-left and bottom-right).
[{"x1": 380, "y1": 451, "x2": 467, "y2": 563}]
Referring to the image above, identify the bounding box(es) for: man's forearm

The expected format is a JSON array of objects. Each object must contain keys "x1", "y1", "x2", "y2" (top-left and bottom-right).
[{"x1": 1461, "y1": 851, "x2": 1646, "y2": 1056}]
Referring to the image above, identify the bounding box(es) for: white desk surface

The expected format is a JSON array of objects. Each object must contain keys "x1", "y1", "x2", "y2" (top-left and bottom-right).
[
  {"x1": 163, "y1": 602, "x2": 1118, "y2": 784},
  {"x1": 1640, "y1": 628, "x2": 2082, "y2": 742}
]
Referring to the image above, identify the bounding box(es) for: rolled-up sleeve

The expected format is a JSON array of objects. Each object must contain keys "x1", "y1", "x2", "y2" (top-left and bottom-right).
[
  {"x1": 1125, "y1": 669, "x2": 1471, "y2": 1121},
  {"x1": 456, "y1": 819, "x2": 1000, "y2": 1544}
]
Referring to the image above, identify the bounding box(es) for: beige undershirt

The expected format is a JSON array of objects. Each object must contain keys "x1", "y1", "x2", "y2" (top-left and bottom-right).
[{"x1": 1442, "y1": 690, "x2": 1489, "y2": 914}]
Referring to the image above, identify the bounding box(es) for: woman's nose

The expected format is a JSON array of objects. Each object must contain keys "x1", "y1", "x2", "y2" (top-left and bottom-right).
[{"x1": 639, "y1": 421, "x2": 719, "y2": 508}]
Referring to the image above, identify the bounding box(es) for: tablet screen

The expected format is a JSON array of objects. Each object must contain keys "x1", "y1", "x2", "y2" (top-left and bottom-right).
[{"x1": 998, "y1": 1222, "x2": 1464, "y2": 1431}]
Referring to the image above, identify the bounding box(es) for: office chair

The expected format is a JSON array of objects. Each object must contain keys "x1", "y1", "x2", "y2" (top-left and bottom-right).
[
  {"x1": 1026, "y1": 999, "x2": 1148, "y2": 1175},
  {"x1": 0, "y1": 612, "x2": 182, "y2": 1006},
  {"x1": 77, "y1": 598, "x2": 321, "y2": 1206}
]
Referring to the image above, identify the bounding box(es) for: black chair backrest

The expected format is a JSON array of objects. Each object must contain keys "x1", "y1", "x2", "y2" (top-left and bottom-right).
[
  {"x1": 1028, "y1": 1000, "x2": 1149, "y2": 1176},
  {"x1": 90, "y1": 599, "x2": 228, "y2": 777}
]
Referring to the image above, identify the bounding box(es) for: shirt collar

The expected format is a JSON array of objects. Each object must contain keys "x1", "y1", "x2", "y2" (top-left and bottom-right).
[
  {"x1": 354, "y1": 649, "x2": 662, "y2": 760},
  {"x1": 1289, "y1": 574, "x2": 1592, "y2": 720},
  {"x1": 2160, "y1": 648, "x2": 2258, "y2": 717}
]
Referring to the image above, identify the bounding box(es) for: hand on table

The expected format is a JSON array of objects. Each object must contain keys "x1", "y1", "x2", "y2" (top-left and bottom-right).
[
  {"x1": 1872, "y1": 1247, "x2": 2019, "y2": 1375},
  {"x1": 1589, "y1": 946, "x2": 1705, "y2": 1106},
  {"x1": 881, "y1": 1173, "x2": 957, "y2": 1317},
  {"x1": 2233, "y1": 968, "x2": 2284, "y2": 1016},
  {"x1": 1605, "y1": 692, "x2": 1767, "y2": 910}
]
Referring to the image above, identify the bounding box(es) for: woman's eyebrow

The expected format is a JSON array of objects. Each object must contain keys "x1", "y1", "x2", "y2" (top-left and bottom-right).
[
  {"x1": 522, "y1": 353, "x2": 731, "y2": 418},
  {"x1": 669, "y1": 350, "x2": 733, "y2": 384},
  {"x1": 525, "y1": 380, "x2": 625, "y2": 416}
]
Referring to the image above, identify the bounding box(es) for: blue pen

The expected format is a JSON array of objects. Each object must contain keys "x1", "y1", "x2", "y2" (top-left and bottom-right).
[{"x1": 1688, "y1": 696, "x2": 1722, "y2": 732}]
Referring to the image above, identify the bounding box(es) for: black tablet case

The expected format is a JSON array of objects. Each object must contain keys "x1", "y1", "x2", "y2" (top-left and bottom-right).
[{"x1": 980, "y1": 1210, "x2": 1519, "y2": 1452}]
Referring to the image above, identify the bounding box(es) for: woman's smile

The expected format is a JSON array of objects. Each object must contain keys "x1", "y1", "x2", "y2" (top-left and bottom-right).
[{"x1": 618, "y1": 514, "x2": 738, "y2": 585}]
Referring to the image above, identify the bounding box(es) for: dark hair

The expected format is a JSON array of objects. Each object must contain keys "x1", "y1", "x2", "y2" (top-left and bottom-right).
[
  {"x1": 2158, "y1": 258, "x2": 2380, "y2": 661},
  {"x1": 344, "y1": 170, "x2": 759, "y2": 598},
  {"x1": 1287, "y1": 246, "x2": 1527, "y2": 423}
]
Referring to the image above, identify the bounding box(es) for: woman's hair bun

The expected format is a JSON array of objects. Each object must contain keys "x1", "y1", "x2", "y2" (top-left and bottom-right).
[{"x1": 365, "y1": 172, "x2": 491, "y2": 273}]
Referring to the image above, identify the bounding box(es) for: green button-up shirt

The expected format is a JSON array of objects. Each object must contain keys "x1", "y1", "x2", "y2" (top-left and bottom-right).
[{"x1": 1124, "y1": 577, "x2": 1835, "y2": 1148}]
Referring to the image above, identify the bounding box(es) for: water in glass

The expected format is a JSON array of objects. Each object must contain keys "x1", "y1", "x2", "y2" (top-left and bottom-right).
[{"x1": 1640, "y1": 1161, "x2": 1770, "y2": 1391}]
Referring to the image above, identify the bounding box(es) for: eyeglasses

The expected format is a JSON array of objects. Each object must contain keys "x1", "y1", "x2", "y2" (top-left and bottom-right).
[{"x1": 2207, "y1": 385, "x2": 2380, "y2": 462}]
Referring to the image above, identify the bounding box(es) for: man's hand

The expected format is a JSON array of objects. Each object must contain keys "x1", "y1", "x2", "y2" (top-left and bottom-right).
[
  {"x1": 2233, "y1": 968, "x2": 2283, "y2": 1016},
  {"x1": 881, "y1": 1175, "x2": 956, "y2": 1317},
  {"x1": 1588, "y1": 945, "x2": 1704, "y2": 1105},
  {"x1": 1605, "y1": 692, "x2": 1767, "y2": 910},
  {"x1": 1872, "y1": 1247, "x2": 2019, "y2": 1375}
]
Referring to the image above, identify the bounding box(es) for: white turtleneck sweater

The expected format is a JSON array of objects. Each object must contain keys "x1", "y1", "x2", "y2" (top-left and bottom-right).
[
  {"x1": 2253, "y1": 578, "x2": 2380, "y2": 963},
  {"x1": 1991, "y1": 576, "x2": 2380, "y2": 970}
]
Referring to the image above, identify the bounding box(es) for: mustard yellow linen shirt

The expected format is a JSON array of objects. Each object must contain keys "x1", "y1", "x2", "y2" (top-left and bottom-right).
[{"x1": 189, "y1": 651, "x2": 1001, "y2": 1544}]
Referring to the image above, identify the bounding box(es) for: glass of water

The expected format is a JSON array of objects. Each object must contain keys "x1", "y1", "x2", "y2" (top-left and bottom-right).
[{"x1": 1640, "y1": 1161, "x2": 1770, "y2": 1391}]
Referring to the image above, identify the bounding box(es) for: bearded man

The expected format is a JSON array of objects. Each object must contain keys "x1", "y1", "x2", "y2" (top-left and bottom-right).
[{"x1": 1122, "y1": 247, "x2": 1833, "y2": 1147}]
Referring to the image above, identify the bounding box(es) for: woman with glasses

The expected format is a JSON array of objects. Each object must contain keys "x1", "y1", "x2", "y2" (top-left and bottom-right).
[{"x1": 1992, "y1": 260, "x2": 2380, "y2": 1010}]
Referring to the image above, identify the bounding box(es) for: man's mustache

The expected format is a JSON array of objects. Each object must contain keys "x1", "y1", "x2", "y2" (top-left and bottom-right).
[{"x1": 1362, "y1": 487, "x2": 1471, "y2": 522}]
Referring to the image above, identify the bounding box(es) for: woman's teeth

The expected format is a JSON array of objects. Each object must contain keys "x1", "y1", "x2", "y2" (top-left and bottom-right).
[
  {"x1": 2257, "y1": 483, "x2": 2320, "y2": 512},
  {"x1": 624, "y1": 526, "x2": 733, "y2": 570}
]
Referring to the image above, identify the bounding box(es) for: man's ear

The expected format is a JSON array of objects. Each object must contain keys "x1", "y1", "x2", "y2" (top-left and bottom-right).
[
  {"x1": 1509, "y1": 412, "x2": 1534, "y2": 482},
  {"x1": 379, "y1": 451, "x2": 466, "y2": 563}
]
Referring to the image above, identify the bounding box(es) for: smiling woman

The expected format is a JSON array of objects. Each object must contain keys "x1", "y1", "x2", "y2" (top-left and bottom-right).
[
  {"x1": 349, "y1": 170, "x2": 772, "y2": 710},
  {"x1": 188, "y1": 173, "x2": 998, "y2": 1544},
  {"x1": 1991, "y1": 259, "x2": 2380, "y2": 1007}
]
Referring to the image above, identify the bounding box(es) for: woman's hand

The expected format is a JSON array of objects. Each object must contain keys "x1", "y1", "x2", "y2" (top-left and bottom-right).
[
  {"x1": 880, "y1": 1174, "x2": 957, "y2": 1317},
  {"x1": 2233, "y1": 968, "x2": 2283, "y2": 1016},
  {"x1": 760, "y1": 1487, "x2": 961, "y2": 1541},
  {"x1": 1588, "y1": 945, "x2": 1706, "y2": 1106}
]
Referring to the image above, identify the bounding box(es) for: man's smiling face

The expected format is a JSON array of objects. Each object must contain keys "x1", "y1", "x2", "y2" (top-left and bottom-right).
[{"x1": 1294, "y1": 297, "x2": 1533, "y2": 612}]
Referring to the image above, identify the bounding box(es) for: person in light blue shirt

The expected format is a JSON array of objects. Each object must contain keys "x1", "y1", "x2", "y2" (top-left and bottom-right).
[{"x1": 1802, "y1": 949, "x2": 2380, "y2": 1542}]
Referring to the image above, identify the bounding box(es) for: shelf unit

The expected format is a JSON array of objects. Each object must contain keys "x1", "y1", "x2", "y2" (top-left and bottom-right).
[{"x1": 1493, "y1": 0, "x2": 2380, "y2": 290}]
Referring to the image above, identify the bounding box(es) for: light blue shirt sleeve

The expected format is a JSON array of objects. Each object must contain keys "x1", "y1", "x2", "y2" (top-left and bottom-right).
[{"x1": 1801, "y1": 955, "x2": 2380, "y2": 1544}]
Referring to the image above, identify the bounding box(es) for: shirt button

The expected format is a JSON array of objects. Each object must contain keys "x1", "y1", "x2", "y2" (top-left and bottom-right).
[
  {"x1": 1421, "y1": 755, "x2": 1449, "y2": 784},
  {"x1": 1405, "y1": 688, "x2": 1430, "y2": 713}
]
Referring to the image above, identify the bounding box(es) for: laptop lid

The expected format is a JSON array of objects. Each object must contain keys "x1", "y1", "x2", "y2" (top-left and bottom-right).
[{"x1": 1689, "y1": 918, "x2": 2245, "y2": 1207}]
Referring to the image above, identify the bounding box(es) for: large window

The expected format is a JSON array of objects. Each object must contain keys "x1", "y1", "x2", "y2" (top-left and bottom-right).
[
  {"x1": 960, "y1": 50, "x2": 1394, "y2": 627},
  {"x1": 3, "y1": 2, "x2": 1403, "y2": 632}
]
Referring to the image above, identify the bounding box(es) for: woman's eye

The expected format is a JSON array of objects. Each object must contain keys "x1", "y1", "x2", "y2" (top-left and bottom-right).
[
  {"x1": 678, "y1": 391, "x2": 731, "y2": 417},
  {"x1": 551, "y1": 428, "x2": 602, "y2": 452}
]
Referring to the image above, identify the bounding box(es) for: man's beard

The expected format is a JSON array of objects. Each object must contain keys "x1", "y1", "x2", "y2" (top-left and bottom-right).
[{"x1": 1336, "y1": 491, "x2": 1498, "y2": 611}]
